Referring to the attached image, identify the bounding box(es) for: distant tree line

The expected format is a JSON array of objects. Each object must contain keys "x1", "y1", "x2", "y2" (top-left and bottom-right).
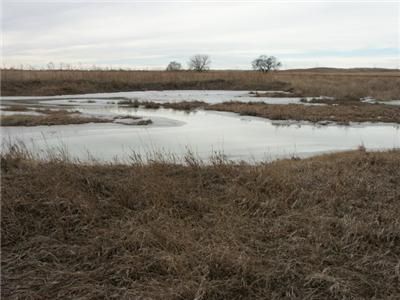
[
  {"x1": 3, "y1": 55, "x2": 282, "y2": 72},
  {"x1": 166, "y1": 55, "x2": 211, "y2": 72},
  {"x1": 166, "y1": 54, "x2": 281, "y2": 72}
]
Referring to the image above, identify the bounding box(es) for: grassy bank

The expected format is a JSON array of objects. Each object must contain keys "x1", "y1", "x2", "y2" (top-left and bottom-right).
[
  {"x1": 2, "y1": 149, "x2": 400, "y2": 299},
  {"x1": 120, "y1": 99, "x2": 207, "y2": 111},
  {"x1": 2, "y1": 69, "x2": 400, "y2": 100},
  {"x1": 0, "y1": 109, "x2": 111, "y2": 126},
  {"x1": 0, "y1": 106, "x2": 154, "y2": 126},
  {"x1": 207, "y1": 101, "x2": 400, "y2": 124},
  {"x1": 119, "y1": 100, "x2": 400, "y2": 124},
  {"x1": 3, "y1": 99, "x2": 400, "y2": 126}
]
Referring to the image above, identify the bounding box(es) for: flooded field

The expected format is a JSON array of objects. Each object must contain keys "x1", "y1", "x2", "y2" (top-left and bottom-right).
[{"x1": 1, "y1": 90, "x2": 399, "y2": 162}]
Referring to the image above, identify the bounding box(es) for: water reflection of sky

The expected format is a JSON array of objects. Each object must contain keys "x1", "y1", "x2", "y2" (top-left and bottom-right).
[{"x1": 2, "y1": 102, "x2": 399, "y2": 163}]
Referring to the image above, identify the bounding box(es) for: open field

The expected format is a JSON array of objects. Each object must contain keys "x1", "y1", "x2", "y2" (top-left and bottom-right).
[
  {"x1": 2, "y1": 149, "x2": 400, "y2": 299},
  {"x1": 2, "y1": 69, "x2": 400, "y2": 100}
]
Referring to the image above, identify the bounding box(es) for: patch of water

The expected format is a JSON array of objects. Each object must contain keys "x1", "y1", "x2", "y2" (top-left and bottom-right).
[
  {"x1": 361, "y1": 97, "x2": 400, "y2": 106},
  {"x1": 0, "y1": 110, "x2": 45, "y2": 116},
  {"x1": 2, "y1": 105, "x2": 399, "y2": 162},
  {"x1": 1, "y1": 90, "x2": 308, "y2": 105}
]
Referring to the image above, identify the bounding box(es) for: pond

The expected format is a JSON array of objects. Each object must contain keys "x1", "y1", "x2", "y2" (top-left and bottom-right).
[
  {"x1": 0, "y1": 90, "x2": 319, "y2": 105},
  {"x1": 1, "y1": 92, "x2": 399, "y2": 162}
]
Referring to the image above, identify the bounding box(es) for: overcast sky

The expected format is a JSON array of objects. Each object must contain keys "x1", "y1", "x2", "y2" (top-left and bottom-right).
[{"x1": 1, "y1": 0, "x2": 399, "y2": 69}]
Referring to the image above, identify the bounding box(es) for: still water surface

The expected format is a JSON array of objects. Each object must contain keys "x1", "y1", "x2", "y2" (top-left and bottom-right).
[{"x1": 2, "y1": 100, "x2": 399, "y2": 162}]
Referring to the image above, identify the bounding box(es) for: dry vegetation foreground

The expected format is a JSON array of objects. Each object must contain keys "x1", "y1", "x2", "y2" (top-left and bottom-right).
[
  {"x1": 2, "y1": 150, "x2": 400, "y2": 299},
  {"x1": 2, "y1": 69, "x2": 400, "y2": 100}
]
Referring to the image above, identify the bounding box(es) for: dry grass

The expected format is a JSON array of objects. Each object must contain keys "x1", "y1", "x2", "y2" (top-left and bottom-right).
[
  {"x1": 0, "y1": 109, "x2": 110, "y2": 126},
  {"x1": 162, "y1": 101, "x2": 207, "y2": 111},
  {"x1": 1, "y1": 148, "x2": 400, "y2": 299},
  {"x1": 119, "y1": 99, "x2": 207, "y2": 111},
  {"x1": 1, "y1": 105, "x2": 31, "y2": 112},
  {"x1": 2, "y1": 69, "x2": 400, "y2": 100},
  {"x1": 299, "y1": 98, "x2": 361, "y2": 105},
  {"x1": 252, "y1": 91, "x2": 302, "y2": 98},
  {"x1": 207, "y1": 101, "x2": 400, "y2": 124},
  {"x1": 1, "y1": 109, "x2": 153, "y2": 127},
  {"x1": 118, "y1": 99, "x2": 141, "y2": 107},
  {"x1": 118, "y1": 99, "x2": 400, "y2": 124}
]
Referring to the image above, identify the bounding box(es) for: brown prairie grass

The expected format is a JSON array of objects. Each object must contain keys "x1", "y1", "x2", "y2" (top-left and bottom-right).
[
  {"x1": 252, "y1": 91, "x2": 302, "y2": 98},
  {"x1": 2, "y1": 69, "x2": 400, "y2": 100},
  {"x1": 0, "y1": 109, "x2": 109, "y2": 126},
  {"x1": 1, "y1": 148, "x2": 400, "y2": 299},
  {"x1": 207, "y1": 101, "x2": 400, "y2": 124},
  {"x1": 119, "y1": 99, "x2": 207, "y2": 111},
  {"x1": 1, "y1": 105, "x2": 31, "y2": 112},
  {"x1": 162, "y1": 101, "x2": 207, "y2": 111},
  {"x1": 119, "y1": 99, "x2": 400, "y2": 124},
  {"x1": 299, "y1": 97, "x2": 361, "y2": 105}
]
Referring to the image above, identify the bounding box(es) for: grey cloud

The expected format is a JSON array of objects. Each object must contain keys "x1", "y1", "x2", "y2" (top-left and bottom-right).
[{"x1": 2, "y1": 1, "x2": 399, "y2": 69}]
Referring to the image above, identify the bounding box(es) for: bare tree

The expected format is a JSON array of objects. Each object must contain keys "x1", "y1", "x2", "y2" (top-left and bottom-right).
[
  {"x1": 188, "y1": 54, "x2": 211, "y2": 72},
  {"x1": 47, "y1": 62, "x2": 55, "y2": 70},
  {"x1": 166, "y1": 61, "x2": 182, "y2": 71},
  {"x1": 252, "y1": 55, "x2": 282, "y2": 72}
]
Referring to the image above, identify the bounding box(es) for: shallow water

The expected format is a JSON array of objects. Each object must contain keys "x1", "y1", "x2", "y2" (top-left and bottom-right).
[
  {"x1": 3, "y1": 90, "x2": 399, "y2": 107},
  {"x1": 1, "y1": 110, "x2": 45, "y2": 116},
  {"x1": 1, "y1": 90, "x2": 307, "y2": 105},
  {"x1": 2, "y1": 103, "x2": 399, "y2": 162}
]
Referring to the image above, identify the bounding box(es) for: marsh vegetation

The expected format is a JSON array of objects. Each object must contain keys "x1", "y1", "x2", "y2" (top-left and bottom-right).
[
  {"x1": 2, "y1": 69, "x2": 400, "y2": 100},
  {"x1": 1, "y1": 69, "x2": 400, "y2": 299},
  {"x1": 207, "y1": 101, "x2": 400, "y2": 124},
  {"x1": 0, "y1": 107, "x2": 152, "y2": 126},
  {"x1": 2, "y1": 148, "x2": 400, "y2": 299}
]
